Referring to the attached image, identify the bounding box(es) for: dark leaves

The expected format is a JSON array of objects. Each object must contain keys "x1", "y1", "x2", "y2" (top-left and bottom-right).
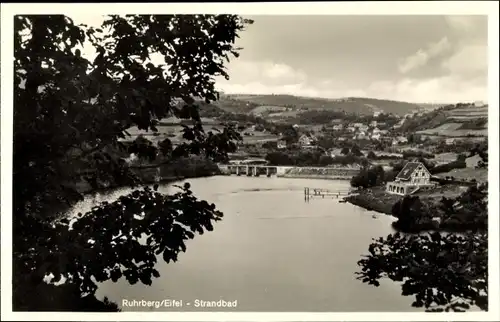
[
  {"x1": 357, "y1": 232, "x2": 488, "y2": 312},
  {"x1": 14, "y1": 13, "x2": 249, "y2": 310}
]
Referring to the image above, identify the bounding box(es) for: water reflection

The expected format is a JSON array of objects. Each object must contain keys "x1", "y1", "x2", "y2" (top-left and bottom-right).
[{"x1": 68, "y1": 176, "x2": 418, "y2": 312}]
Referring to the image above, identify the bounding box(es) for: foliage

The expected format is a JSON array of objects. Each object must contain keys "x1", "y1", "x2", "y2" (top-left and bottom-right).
[
  {"x1": 391, "y1": 196, "x2": 436, "y2": 232},
  {"x1": 458, "y1": 117, "x2": 487, "y2": 130},
  {"x1": 265, "y1": 150, "x2": 367, "y2": 167},
  {"x1": 14, "y1": 14, "x2": 251, "y2": 311},
  {"x1": 316, "y1": 136, "x2": 336, "y2": 150},
  {"x1": 356, "y1": 231, "x2": 488, "y2": 312},
  {"x1": 402, "y1": 150, "x2": 435, "y2": 159},
  {"x1": 470, "y1": 141, "x2": 488, "y2": 168},
  {"x1": 341, "y1": 147, "x2": 350, "y2": 155},
  {"x1": 366, "y1": 151, "x2": 377, "y2": 159},
  {"x1": 430, "y1": 160, "x2": 466, "y2": 175},
  {"x1": 281, "y1": 125, "x2": 299, "y2": 144},
  {"x1": 358, "y1": 147, "x2": 488, "y2": 312},
  {"x1": 350, "y1": 165, "x2": 385, "y2": 189},
  {"x1": 350, "y1": 144, "x2": 363, "y2": 157}
]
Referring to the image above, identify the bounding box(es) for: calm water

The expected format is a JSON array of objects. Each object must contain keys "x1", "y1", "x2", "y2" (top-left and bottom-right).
[{"x1": 68, "y1": 176, "x2": 418, "y2": 312}]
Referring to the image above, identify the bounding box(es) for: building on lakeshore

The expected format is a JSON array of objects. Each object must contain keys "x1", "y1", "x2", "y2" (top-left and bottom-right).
[
  {"x1": 386, "y1": 161, "x2": 435, "y2": 195},
  {"x1": 298, "y1": 133, "x2": 317, "y2": 147},
  {"x1": 332, "y1": 124, "x2": 344, "y2": 131},
  {"x1": 277, "y1": 139, "x2": 287, "y2": 149}
]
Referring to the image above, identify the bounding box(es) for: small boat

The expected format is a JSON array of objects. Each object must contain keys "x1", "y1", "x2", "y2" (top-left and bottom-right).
[
  {"x1": 339, "y1": 199, "x2": 347, "y2": 203},
  {"x1": 372, "y1": 215, "x2": 378, "y2": 219}
]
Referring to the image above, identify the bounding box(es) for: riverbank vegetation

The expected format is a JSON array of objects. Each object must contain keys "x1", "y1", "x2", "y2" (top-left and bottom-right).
[
  {"x1": 265, "y1": 150, "x2": 369, "y2": 167},
  {"x1": 14, "y1": 14, "x2": 251, "y2": 311},
  {"x1": 356, "y1": 144, "x2": 488, "y2": 312}
]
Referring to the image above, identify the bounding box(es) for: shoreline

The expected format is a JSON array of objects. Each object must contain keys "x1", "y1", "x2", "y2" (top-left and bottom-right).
[
  {"x1": 344, "y1": 189, "x2": 396, "y2": 216},
  {"x1": 277, "y1": 174, "x2": 352, "y2": 180},
  {"x1": 78, "y1": 173, "x2": 218, "y2": 198},
  {"x1": 344, "y1": 186, "x2": 487, "y2": 233}
]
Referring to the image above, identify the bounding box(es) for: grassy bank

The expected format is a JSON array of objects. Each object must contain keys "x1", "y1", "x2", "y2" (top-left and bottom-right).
[
  {"x1": 76, "y1": 156, "x2": 221, "y2": 196},
  {"x1": 344, "y1": 187, "x2": 400, "y2": 215},
  {"x1": 345, "y1": 185, "x2": 487, "y2": 233},
  {"x1": 27, "y1": 156, "x2": 221, "y2": 312},
  {"x1": 281, "y1": 166, "x2": 360, "y2": 180},
  {"x1": 278, "y1": 174, "x2": 352, "y2": 180}
]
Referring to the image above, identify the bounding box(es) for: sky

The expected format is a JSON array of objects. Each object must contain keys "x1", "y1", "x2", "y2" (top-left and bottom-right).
[{"x1": 73, "y1": 15, "x2": 488, "y2": 104}]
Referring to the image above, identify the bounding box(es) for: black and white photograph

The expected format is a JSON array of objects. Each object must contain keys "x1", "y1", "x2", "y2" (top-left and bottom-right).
[{"x1": 1, "y1": 2, "x2": 499, "y2": 321}]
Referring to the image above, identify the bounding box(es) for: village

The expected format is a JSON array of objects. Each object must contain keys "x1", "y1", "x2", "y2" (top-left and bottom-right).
[{"x1": 216, "y1": 100, "x2": 489, "y2": 210}]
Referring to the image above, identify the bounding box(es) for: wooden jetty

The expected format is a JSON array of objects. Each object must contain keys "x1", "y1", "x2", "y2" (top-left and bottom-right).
[{"x1": 303, "y1": 187, "x2": 354, "y2": 202}]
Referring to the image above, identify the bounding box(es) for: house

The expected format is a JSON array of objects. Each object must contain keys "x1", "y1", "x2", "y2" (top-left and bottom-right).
[
  {"x1": 277, "y1": 139, "x2": 287, "y2": 149},
  {"x1": 371, "y1": 133, "x2": 381, "y2": 141},
  {"x1": 372, "y1": 127, "x2": 381, "y2": 134},
  {"x1": 357, "y1": 131, "x2": 367, "y2": 140},
  {"x1": 331, "y1": 119, "x2": 343, "y2": 124},
  {"x1": 328, "y1": 148, "x2": 343, "y2": 158},
  {"x1": 298, "y1": 134, "x2": 311, "y2": 146},
  {"x1": 338, "y1": 137, "x2": 347, "y2": 141},
  {"x1": 332, "y1": 124, "x2": 344, "y2": 131},
  {"x1": 370, "y1": 120, "x2": 378, "y2": 127},
  {"x1": 445, "y1": 138, "x2": 457, "y2": 145},
  {"x1": 391, "y1": 136, "x2": 408, "y2": 146},
  {"x1": 347, "y1": 126, "x2": 356, "y2": 132},
  {"x1": 397, "y1": 136, "x2": 408, "y2": 144},
  {"x1": 292, "y1": 124, "x2": 300, "y2": 129},
  {"x1": 353, "y1": 123, "x2": 364, "y2": 128},
  {"x1": 298, "y1": 133, "x2": 317, "y2": 147},
  {"x1": 358, "y1": 125, "x2": 369, "y2": 132},
  {"x1": 386, "y1": 162, "x2": 434, "y2": 195},
  {"x1": 379, "y1": 129, "x2": 389, "y2": 135},
  {"x1": 373, "y1": 111, "x2": 382, "y2": 117}
]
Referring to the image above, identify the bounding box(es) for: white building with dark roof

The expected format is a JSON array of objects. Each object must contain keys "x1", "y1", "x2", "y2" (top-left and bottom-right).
[{"x1": 386, "y1": 161, "x2": 435, "y2": 195}]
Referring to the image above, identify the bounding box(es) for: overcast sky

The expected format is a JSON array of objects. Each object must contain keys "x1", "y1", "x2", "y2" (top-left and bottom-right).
[{"x1": 73, "y1": 15, "x2": 488, "y2": 104}]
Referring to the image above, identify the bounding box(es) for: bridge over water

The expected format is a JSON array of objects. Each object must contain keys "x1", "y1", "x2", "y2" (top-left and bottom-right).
[{"x1": 219, "y1": 164, "x2": 281, "y2": 177}]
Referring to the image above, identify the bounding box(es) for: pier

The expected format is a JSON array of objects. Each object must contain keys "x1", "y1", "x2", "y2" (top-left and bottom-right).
[{"x1": 303, "y1": 187, "x2": 354, "y2": 202}]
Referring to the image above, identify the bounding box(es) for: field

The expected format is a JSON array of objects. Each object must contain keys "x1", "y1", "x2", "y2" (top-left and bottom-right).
[
  {"x1": 249, "y1": 105, "x2": 288, "y2": 115},
  {"x1": 241, "y1": 132, "x2": 280, "y2": 144},
  {"x1": 448, "y1": 106, "x2": 488, "y2": 116},
  {"x1": 414, "y1": 105, "x2": 488, "y2": 137},
  {"x1": 437, "y1": 168, "x2": 488, "y2": 184},
  {"x1": 466, "y1": 154, "x2": 482, "y2": 168},
  {"x1": 123, "y1": 117, "x2": 226, "y2": 144},
  {"x1": 267, "y1": 110, "x2": 302, "y2": 119},
  {"x1": 226, "y1": 94, "x2": 424, "y2": 116},
  {"x1": 416, "y1": 123, "x2": 487, "y2": 137},
  {"x1": 416, "y1": 185, "x2": 469, "y2": 200},
  {"x1": 434, "y1": 152, "x2": 459, "y2": 164}
]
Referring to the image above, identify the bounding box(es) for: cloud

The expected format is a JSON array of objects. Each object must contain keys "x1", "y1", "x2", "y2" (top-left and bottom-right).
[
  {"x1": 217, "y1": 59, "x2": 487, "y2": 104},
  {"x1": 223, "y1": 60, "x2": 307, "y2": 86},
  {"x1": 442, "y1": 44, "x2": 488, "y2": 76},
  {"x1": 398, "y1": 37, "x2": 452, "y2": 74},
  {"x1": 445, "y1": 16, "x2": 486, "y2": 37}
]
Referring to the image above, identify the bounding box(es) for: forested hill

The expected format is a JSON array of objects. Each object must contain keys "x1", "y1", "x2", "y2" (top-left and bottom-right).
[{"x1": 216, "y1": 94, "x2": 433, "y2": 116}]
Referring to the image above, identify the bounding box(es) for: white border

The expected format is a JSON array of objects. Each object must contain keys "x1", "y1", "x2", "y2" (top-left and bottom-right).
[{"x1": 1, "y1": 2, "x2": 499, "y2": 321}]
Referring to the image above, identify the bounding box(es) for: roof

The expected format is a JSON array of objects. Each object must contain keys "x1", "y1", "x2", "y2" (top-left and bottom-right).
[{"x1": 395, "y1": 162, "x2": 427, "y2": 180}]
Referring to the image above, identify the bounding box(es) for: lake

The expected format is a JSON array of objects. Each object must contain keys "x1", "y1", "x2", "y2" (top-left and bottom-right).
[{"x1": 67, "y1": 176, "x2": 418, "y2": 312}]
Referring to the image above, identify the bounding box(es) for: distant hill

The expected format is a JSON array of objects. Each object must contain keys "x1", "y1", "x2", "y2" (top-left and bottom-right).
[
  {"x1": 222, "y1": 94, "x2": 425, "y2": 116},
  {"x1": 399, "y1": 103, "x2": 488, "y2": 137}
]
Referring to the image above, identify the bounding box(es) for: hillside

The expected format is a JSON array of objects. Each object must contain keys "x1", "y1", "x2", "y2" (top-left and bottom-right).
[
  {"x1": 399, "y1": 103, "x2": 488, "y2": 137},
  {"x1": 224, "y1": 94, "x2": 423, "y2": 116}
]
